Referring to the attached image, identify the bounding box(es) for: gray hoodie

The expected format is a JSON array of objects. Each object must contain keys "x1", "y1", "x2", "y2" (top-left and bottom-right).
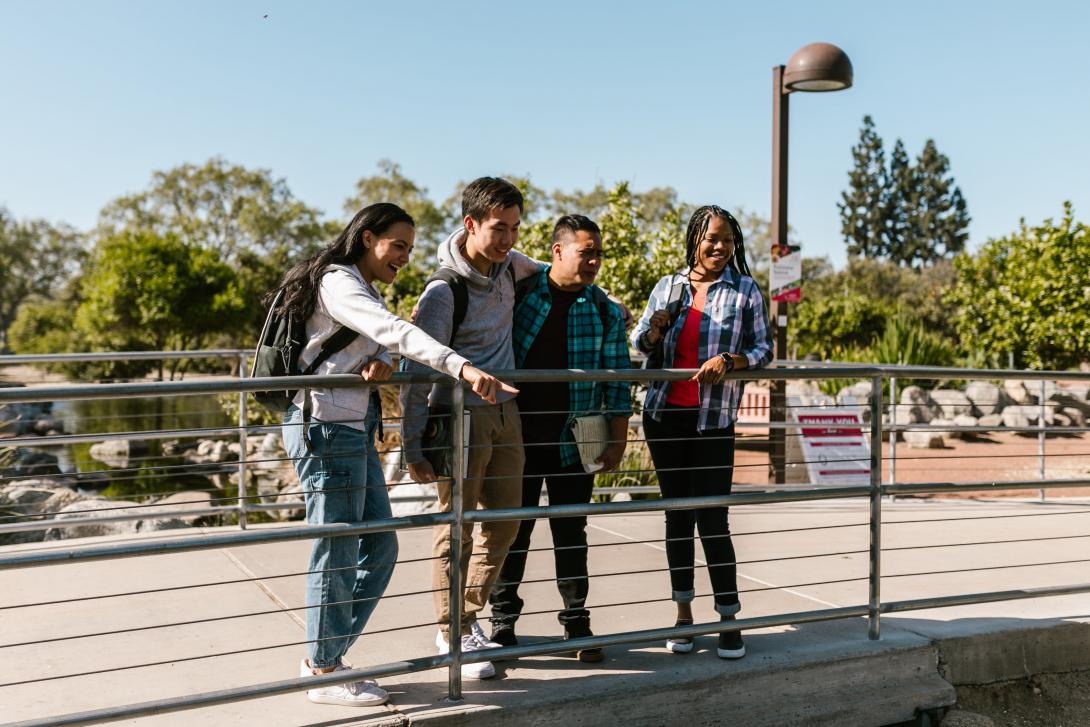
[{"x1": 400, "y1": 229, "x2": 541, "y2": 463}]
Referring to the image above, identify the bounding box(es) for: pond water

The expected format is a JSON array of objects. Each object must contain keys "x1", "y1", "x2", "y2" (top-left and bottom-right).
[{"x1": 47, "y1": 395, "x2": 237, "y2": 501}]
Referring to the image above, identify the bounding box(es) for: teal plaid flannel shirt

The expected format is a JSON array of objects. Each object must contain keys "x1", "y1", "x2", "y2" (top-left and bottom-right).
[{"x1": 512, "y1": 267, "x2": 633, "y2": 466}]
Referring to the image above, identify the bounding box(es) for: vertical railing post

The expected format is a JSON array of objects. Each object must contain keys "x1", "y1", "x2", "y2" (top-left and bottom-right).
[
  {"x1": 237, "y1": 352, "x2": 249, "y2": 531},
  {"x1": 888, "y1": 376, "x2": 897, "y2": 493},
  {"x1": 447, "y1": 380, "x2": 466, "y2": 701},
  {"x1": 1038, "y1": 379, "x2": 1047, "y2": 500},
  {"x1": 868, "y1": 374, "x2": 883, "y2": 640}
]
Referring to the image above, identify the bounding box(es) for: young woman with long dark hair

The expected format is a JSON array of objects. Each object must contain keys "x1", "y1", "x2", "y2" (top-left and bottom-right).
[
  {"x1": 273, "y1": 202, "x2": 515, "y2": 706},
  {"x1": 631, "y1": 205, "x2": 772, "y2": 660}
]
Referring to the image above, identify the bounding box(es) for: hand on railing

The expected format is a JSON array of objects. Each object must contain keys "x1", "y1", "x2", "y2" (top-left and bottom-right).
[
  {"x1": 361, "y1": 359, "x2": 393, "y2": 382},
  {"x1": 407, "y1": 460, "x2": 437, "y2": 485},
  {"x1": 459, "y1": 364, "x2": 519, "y2": 404}
]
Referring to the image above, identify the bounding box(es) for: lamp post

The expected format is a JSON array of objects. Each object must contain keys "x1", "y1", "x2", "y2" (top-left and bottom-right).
[{"x1": 769, "y1": 42, "x2": 853, "y2": 485}]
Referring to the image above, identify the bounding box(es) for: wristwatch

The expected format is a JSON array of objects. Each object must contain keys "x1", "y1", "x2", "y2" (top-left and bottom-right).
[{"x1": 718, "y1": 353, "x2": 736, "y2": 372}]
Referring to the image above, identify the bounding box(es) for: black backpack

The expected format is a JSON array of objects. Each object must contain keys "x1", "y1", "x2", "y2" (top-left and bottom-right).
[
  {"x1": 642, "y1": 276, "x2": 687, "y2": 369},
  {"x1": 250, "y1": 289, "x2": 360, "y2": 412}
]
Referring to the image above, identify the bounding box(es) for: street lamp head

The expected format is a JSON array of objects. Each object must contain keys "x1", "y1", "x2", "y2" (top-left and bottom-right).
[{"x1": 783, "y1": 42, "x2": 853, "y2": 92}]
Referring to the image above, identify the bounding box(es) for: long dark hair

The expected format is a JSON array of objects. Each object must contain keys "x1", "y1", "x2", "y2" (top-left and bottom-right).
[
  {"x1": 684, "y1": 205, "x2": 753, "y2": 277},
  {"x1": 266, "y1": 202, "x2": 414, "y2": 319}
]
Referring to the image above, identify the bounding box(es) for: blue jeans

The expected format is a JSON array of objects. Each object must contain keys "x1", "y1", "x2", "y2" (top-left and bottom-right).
[{"x1": 283, "y1": 404, "x2": 398, "y2": 669}]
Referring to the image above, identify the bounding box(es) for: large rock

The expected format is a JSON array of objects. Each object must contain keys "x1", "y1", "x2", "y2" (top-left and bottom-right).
[
  {"x1": 1001, "y1": 404, "x2": 1051, "y2": 428},
  {"x1": 903, "y1": 430, "x2": 945, "y2": 449},
  {"x1": 43, "y1": 498, "x2": 142, "y2": 540},
  {"x1": 952, "y1": 414, "x2": 979, "y2": 439},
  {"x1": 88, "y1": 439, "x2": 148, "y2": 469},
  {"x1": 273, "y1": 481, "x2": 305, "y2": 521},
  {"x1": 930, "y1": 389, "x2": 974, "y2": 419},
  {"x1": 137, "y1": 490, "x2": 216, "y2": 530},
  {"x1": 964, "y1": 382, "x2": 1004, "y2": 416},
  {"x1": 837, "y1": 381, "x2": 873, "y2": 406},
  {"x1": 0, "y1": 447, "x2": 61, "y2": 478},
  {"x1": 1049, "y1": 392, "x2": 1090, "y2": 420},
  {"x1": 0, "y1": 481, "x2": 84, "y2": 544},
  {"x1": 929, "y1": 418, "x2": 959, "y2": 439},
  {"x1": 899, "y1": 386, "x2": 940, "y2": 423},
  {"x1": 1055, "y1": 407, "x2": 1086, "y2": 428},
  {"x1": 1003, "y1": 379, "x2": 1033, "y2": 404},
  {"x1": 977, "y1": 414, "x2": 1003, "y2": 429}
]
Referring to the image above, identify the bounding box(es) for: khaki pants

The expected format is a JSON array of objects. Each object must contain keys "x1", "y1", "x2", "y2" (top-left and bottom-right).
[{"x1": 433, "y1": 398, "x2": 524, "y2": 638}]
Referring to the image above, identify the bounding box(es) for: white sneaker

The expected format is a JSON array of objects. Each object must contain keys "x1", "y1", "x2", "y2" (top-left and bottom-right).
[
  {"x1": 471, "y1": 621, "x2": 503, "y2": 649},
  {"x1": 299, "y1": 659, "x2": 389, "y2": 706},
  {"x1": 435, "y1": 631, "x2": 497, "y2": 679}
]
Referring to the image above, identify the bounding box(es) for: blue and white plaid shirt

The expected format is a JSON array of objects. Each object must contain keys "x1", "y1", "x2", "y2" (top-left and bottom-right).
[{"x1": 631, "y1": 268, "x2": 773, "y2": 431}]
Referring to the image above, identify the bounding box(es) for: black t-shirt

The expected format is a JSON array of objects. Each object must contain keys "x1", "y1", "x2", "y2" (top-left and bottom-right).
[{"x1": 518, "y1": 283, "x2": 581, "y2": 443}]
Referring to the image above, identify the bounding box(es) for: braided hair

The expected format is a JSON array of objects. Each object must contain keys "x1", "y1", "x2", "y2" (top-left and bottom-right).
[{"x1": 684, "y1": 205, "x2": 753, "y2": 277}]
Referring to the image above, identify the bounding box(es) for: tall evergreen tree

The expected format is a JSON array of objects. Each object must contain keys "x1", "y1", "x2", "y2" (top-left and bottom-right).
[
  {"x1": 839, "y1": 117, "x2": 971, "y2": 267},
  {"x1": 908, "y1": 140, "x2": 970, "y2": 266},
  {"x1": 838, "y1": 115, "x2": 888, "y2": 258},
  {"x1": 884, "y1": 139, "x2": 916, "y2": 264}
]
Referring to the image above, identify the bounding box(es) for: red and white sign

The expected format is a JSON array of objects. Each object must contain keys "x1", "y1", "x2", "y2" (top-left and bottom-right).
[{"x1": 791, "y1": 405, "x2": 871, "y2": 486}]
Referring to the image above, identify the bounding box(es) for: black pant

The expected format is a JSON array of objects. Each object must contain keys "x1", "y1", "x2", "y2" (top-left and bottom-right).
[
  {"x1": 643, "y1": 405, "x2": 739, "y2": 615},
  {"x1": 489, "y1": 438, "x2": 595, "y2": 629}
]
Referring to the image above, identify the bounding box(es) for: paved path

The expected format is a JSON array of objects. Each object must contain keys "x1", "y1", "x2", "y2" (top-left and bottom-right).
[{"x1": 4, "y1": 496, "x2": 1090, "y2": 725}]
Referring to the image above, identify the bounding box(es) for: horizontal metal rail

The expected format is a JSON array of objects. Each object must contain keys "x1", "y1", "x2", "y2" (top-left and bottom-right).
[
  {"x1": 0, "y1": 487, "x2": 869, "y2": 571},
  {"x1": 0, "y1": 350, "x2": 247, "y2": 365},
  {"x1": 1, "y1": 606, "x2": 868, "y2": 727}
]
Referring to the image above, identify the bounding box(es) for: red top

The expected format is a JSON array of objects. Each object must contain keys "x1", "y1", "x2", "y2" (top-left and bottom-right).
[{"x1": 666, "y1": 286, "x2": 705, "y2": 407}]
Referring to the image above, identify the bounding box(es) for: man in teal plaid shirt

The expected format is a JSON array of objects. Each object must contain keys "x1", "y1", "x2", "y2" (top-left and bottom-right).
[{"x1": 488, "y1": 214, "x2": 632, "y2": 662}]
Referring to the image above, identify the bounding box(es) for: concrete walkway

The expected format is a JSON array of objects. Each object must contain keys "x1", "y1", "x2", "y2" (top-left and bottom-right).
[{"x1": 4, "y1": 496, "x2": 1090, "y2": 725}]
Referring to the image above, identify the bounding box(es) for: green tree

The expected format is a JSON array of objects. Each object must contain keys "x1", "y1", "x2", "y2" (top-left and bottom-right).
[
  {"x1": 99, "y1": 157, "x2": 330, "y2": 262},
  {"x1": 947, "y1": 203, "x2": 1089, "y2": 370},
  {"x1": 74, "y1": 231, "x2": 249, "y2": 379},
  {"x1": 838, "y1": 115, "x2": 888, "y2": 258},
  {"x1": 904, "y1": 140, "x2": 970, "y2": 266},
  {"x1": 839, "y1": 117, "x2": 970, "y2": 268},
  {"x1": 97, "y1": 158, "x2": 333, "y2": 341},
  {"x1": 0, "y1": 208, "x2": 84, "y2": 352},
  {"x1": 344, "y1": 159, "x2": 446, "y2": 248},
  {"x1": 792, "y1": 257, "x2": 960, "y2": 358}
]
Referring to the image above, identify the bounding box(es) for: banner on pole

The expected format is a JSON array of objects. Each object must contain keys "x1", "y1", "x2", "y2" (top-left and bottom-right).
[{"x1": 770, "y1": 243, "x2": 802, "y2": 302}]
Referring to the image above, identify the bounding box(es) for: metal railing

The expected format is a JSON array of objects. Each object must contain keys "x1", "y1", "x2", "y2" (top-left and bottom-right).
[{"x1": 2, "y1": 356, "x2": 1090, "y2": 726}]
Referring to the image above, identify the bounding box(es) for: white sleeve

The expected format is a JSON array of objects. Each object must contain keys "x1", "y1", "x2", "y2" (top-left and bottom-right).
[{"x1": 318, "y1": 270, "x2": 469, "y2": 379}]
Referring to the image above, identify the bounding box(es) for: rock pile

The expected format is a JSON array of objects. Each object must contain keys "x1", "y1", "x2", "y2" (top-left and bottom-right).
[{"x1": 795, "y1": 380, "x2": 1090, "y2": 450}]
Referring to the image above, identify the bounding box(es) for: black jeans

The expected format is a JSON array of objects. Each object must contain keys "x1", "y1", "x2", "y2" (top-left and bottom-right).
[
  {"x1": 489, "y1": 438, "x2": 595, "y2": 630},
  {"x1": 643, "y1": 405, "x2": 739, "y2": 616}
]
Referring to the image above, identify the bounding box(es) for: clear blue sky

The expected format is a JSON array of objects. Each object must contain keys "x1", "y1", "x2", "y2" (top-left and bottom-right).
[{"x1": 2, "y1": 0, "x2": 1087, "y2": 267}]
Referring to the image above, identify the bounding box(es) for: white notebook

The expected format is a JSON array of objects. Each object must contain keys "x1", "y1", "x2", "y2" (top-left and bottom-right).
[{"x1": 570, "y1": 414, "x2": 609, "y2": 473}]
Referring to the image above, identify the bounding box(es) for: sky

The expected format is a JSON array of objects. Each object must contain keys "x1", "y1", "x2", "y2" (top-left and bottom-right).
[{"x1": 2, "y1": 0, "x2": 1088, "y2": 268}]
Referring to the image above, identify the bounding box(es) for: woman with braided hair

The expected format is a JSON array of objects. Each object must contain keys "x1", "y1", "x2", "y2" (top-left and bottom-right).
[{"x1": 630, "y1": 205, "x2": 773, "y2": 659}]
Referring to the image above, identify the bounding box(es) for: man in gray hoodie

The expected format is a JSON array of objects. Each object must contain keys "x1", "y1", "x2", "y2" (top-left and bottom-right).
[{"x1": 401, "y1": 177, "x2": 541, "y2": 680}]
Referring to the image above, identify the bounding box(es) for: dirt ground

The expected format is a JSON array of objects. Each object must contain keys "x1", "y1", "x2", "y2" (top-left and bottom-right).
[
  {"x1": 949, "y1": 671, "x2": 1090, "y2": 726},
  {"x1": 732, "y1": 429, "x2": 1090, "y2": 496}
]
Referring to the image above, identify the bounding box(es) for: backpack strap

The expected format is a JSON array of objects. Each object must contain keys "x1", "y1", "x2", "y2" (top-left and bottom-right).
[
  {"x1": 425, "y1": 268, "x2": 469, "y2": 345},
  {"x1": 301, "y1": 325, "x2": 359, "y2": 375},
  {"x1": 514, "y1": 268, "x2": 543, "y2": 309},
  {"x1": 664, "y1": 275, "x2": 687, "y2": 324}
]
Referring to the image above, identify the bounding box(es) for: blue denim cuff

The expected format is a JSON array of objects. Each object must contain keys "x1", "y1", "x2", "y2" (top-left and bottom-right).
[{"x1": 672, "y1": 589, "x2": 695, "y2": 604}]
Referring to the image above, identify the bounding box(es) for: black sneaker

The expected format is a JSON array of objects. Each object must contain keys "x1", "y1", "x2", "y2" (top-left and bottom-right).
[
  {"x1": 489, "y1": 623, "x2": 518, "y2": 647},
  {"x1": 717, "y1": 616, "x2": 745, "y2": 659},
  {"x1": 564, "y1": 623, "x2": 605, "y2": 663}
]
